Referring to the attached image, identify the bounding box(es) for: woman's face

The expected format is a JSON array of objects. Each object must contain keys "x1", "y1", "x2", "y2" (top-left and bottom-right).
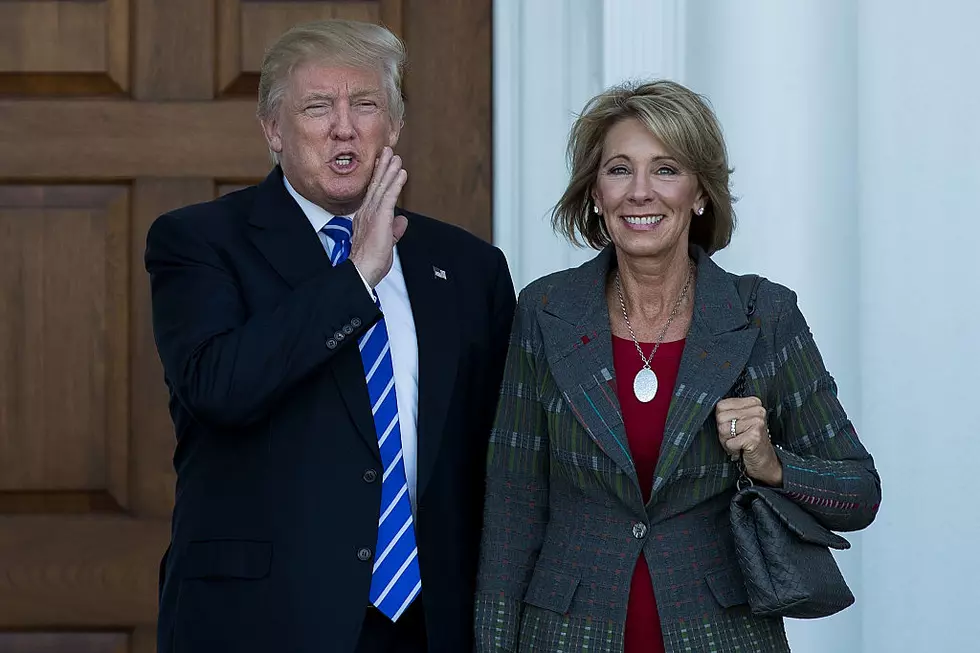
[{"x1": 592, "y1": 118, "x2": 704, "y2": 262}]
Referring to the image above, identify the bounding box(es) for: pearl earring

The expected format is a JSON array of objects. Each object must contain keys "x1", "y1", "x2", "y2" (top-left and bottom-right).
[
  {"x1": 696, "y1": 206, "x2": 705, "y2": 216},
  {"x1": 593, "y1": 205, "x2": 600, "y2": 215}
]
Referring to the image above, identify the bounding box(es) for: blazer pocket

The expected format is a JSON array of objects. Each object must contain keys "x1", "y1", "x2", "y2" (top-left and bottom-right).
[
  {"x1": 523, "y1": 566, "x2": 580, "y2": 615},
  {"x1": 705, "y1": 566, "x2": 749, "y2": 608},
  {"x1": 182, "y1": 539, "x2": 273, "y2": 580}
]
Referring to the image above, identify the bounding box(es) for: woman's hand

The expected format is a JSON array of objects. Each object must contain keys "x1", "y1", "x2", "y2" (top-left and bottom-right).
[{"x1": 715, "y1": 397, "x2": 783, "y2": 486}]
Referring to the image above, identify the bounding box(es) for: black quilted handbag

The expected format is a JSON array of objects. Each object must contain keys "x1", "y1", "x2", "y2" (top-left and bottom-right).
[{"x1": 729, "y1": 274, "x2": 855, "y2": 619}]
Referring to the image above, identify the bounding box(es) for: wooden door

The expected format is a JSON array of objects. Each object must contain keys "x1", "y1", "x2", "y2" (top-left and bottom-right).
[{"x1": 0, "y1": 1, "x2": 492, "y2": 650}]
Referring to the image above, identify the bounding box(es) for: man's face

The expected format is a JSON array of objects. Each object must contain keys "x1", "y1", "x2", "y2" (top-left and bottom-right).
[{"x1": 262, "y1": 61, "x2": 401, "y2": 215}]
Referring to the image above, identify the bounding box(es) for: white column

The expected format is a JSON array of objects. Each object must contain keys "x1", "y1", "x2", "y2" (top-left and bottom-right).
[
  {"x1": 857, "y1": 2, "x2": 980, "y2": 652},
  {"x1": 602, "y1": 0, "x2": 686, "y2": 86},
  {"x1": 684, "y1": 2, "x2": 861, "y2": 652},
  {"x1": 492, "y1": 0, "x2": 602, "y2": 292}
]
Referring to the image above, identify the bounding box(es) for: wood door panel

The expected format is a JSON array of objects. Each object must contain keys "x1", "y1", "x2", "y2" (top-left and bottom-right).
[
  {"x1": 0, "y1": 101, "x2": 270, "y2": 179},
  {"x1": 400, "y1": 0, "x2": 492, "y2": 240},
  {"x1": 0, "y1": 186, "x2": 130, "y2": 507},
  {"x1": 0, "y1": 516, "x2": 168, "y2": 627},
  {"x1": 0, "y1": 1, "x2": 110, "y2": 73},
  {"x1": 134, "y1": 0, "x2": 213, "y2": 100},
  {"x1": 0, "y1": 0, "x2": 129, "y2": 96},
  {"x1": 0, "y1": 632, "x2": 129, "y2": 653}
]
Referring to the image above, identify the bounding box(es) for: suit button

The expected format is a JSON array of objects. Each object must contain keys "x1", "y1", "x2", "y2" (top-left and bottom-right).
[
  {"x1": 342, "y1": 324, "x2": 354, "y2": 335},
  {"x1": 632, "y1": 522, "x2": 648, "y2": 539},
  {"x1": 363, "y1": 469, "x2": 378, "y2": 483},
  {"x1": 335, "y1": 331, "x2": 345, "y2": 341},
  {"x1": 351, "y1": 317, "x2": 362, "y2": 328},
  {"x1": 357, "y1": 547, "x2": 372, "y2": 561},
  {"x1": 326, "y1": 338, "x2": 337, "y2": 349}
]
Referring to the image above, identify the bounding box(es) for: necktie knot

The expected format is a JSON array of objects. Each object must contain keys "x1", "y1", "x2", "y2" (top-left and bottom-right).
[{"x1": 322, "y1": 216, "x2": 353, "y2": 265}]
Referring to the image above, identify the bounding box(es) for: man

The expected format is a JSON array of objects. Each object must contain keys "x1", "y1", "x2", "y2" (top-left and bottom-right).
[{"x1": 145, "y1": 19, "x2": 515, "y2": 653}]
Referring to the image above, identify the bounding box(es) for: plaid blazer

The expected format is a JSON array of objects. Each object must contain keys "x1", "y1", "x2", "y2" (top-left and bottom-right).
[{"x1": 474, "y1": 246, "x2": 881, "y2": 653}]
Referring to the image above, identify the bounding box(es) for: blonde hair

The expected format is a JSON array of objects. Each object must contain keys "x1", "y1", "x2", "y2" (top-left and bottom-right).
[
  {"x1": 552, "y1": 80, "x2": 736, "y2": 254},
  {"x1": 258, "y1": 19, "x2": 406, "y2": 162}
]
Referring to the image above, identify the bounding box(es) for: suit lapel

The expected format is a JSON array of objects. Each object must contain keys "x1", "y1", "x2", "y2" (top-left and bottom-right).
[
  {"x1": 538, "y1": 248, "x2": 639, "y2": 489},
  {"x1": 246, "y1": 168, "x2": 333, "y2": 289},
  {"x1": 245, "y1": 167, "x2": 378, "y2": 457},
  {"x1": 650, "y1": 248, "x2": 759, "y2": 498},
  {"x1": 396, "y1": 216, "x2": 459, "y2": 501}
]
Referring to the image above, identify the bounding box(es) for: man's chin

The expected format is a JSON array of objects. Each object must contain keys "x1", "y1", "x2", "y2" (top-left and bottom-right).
[{"x1": 319, "y1": 183, "x2": 368, "y2": 213}]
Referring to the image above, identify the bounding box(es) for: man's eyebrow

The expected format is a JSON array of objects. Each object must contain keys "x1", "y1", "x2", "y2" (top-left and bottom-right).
[
  {"x1": 300, "y1": 92, "x2": 335, "y2": 103},
  {"x1": 300, "y1": 89, "x2": 382, "y2": 103}
]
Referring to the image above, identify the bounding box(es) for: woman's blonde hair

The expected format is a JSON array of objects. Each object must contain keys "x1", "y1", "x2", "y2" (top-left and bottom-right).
[
  {"x1": 552, "y1": 80, "x2": 735, "y2": 254},
  {"x1": 257, "y1": 20, "x2": 406, "y2": 162}
]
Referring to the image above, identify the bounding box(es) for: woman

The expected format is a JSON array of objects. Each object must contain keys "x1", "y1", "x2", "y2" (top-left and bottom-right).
[{"x1": 473, "y1": 80, "x2": 880, "y2": 653}]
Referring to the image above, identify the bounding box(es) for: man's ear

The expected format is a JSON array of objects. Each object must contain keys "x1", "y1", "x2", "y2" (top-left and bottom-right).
[
  {"x1": 387, "y1": 117, "x2": 403, "y2": 148},
  {"x1": 261, "y1": 116, "x2": 283, "y2": 155}
]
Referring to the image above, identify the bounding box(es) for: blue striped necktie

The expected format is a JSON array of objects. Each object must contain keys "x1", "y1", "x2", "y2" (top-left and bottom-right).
[{"x1": 319, "y1": 215, "x2": 422, "y2": 621}]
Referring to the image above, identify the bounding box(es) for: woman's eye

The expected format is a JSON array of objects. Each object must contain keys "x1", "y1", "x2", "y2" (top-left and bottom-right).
[
  {"x1": 609, "y1": 166, "x2": 629, "y2": 175},
  {"x1": 656, "y1": 166, "x2": 677, "y2": 175}
]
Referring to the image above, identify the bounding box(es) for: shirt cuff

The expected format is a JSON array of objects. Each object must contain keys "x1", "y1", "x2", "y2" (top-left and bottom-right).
[{"x1": 351, "y1": 261, "x2": 376, "y2": 299}]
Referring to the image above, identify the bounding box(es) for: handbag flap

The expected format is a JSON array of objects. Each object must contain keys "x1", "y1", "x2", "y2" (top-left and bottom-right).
[{"x1": 734, "y1": 486, "x2": 851, "y2": 550}]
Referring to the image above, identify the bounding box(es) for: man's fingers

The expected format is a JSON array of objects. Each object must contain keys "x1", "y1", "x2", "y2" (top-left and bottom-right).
[
  {"x1": 362, "y1": 147, "x2": 394, "y2": 209},
  {"x1": 392, "y1": 214, "x2": 408, "y2": 242},
  {"x1": 376, "y1": 154, "x2": 404, "y2": 198},
  {"x1": 379, "y1": 169, "x2": 408, "y2": 214}
]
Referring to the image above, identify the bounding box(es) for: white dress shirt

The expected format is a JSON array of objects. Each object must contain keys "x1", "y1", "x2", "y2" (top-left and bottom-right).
[{"x1": 284, "y1": 176, "x2": 420, "y2": 509}]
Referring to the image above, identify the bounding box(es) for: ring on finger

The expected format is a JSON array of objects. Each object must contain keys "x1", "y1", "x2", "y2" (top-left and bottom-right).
[{"x1": 729, "y1": 418, "x2": 738, "y2": 440}]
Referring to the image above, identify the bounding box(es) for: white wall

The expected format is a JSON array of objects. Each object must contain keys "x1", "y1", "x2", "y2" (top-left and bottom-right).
[{"x1": 493, "y1": 1, "x2": 980, "y2": 651}]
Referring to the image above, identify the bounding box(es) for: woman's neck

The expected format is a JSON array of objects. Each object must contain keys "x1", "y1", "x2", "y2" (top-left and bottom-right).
[{"x1": 619, "y1": 246, "x2": 692, "y2": 313}]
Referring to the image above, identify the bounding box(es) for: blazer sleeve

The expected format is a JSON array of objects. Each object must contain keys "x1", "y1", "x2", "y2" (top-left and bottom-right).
[
  {"x1": 769, "y1": 291, "x2": 881, "y2": 532},
  {"x1": 474, "y1": 290, "x2": 549, "y2": 653},
  {"x1": 144, "y1": 212, "x2": 381, "y2": 430}
]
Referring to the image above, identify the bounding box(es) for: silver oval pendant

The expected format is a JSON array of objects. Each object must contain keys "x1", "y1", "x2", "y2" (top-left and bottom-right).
[{"x1": 633, "y1": 367, "x2": 658, "y2": 403}]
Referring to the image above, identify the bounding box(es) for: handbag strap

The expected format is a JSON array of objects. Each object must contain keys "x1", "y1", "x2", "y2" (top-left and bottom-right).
[
  {"x1": 732, "y1": 273, "x2": 764, "y2": 490},
  {"x1": 735, "y1": 273, "x2": 763, "y2": 318}
]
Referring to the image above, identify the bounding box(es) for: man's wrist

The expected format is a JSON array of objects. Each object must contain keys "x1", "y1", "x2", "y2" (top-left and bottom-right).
[{"x1": 350, "y1": 260, "x2": 376, "y2": 298}]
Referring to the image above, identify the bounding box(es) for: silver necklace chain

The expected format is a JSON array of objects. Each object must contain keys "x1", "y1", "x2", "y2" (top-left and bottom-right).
[{"x1": 615, "y1": 261, "x2": 695, "y2": 371}]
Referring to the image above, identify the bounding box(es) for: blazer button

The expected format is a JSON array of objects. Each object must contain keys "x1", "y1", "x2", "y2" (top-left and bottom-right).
[
  {"x1": 342, "y1": 324, "x2": 354, "y2": 335},
  {"x1": 363, "y1": 469, "x2": 378, "y2": 483},
  {"x1": 326, "y1": 338, "x2": 337, "y2": 349},
  {"x1": 632, "y1": 522, "x2": 648, "y2": 539},
  {"x1": 351, "y1": 317, "x2": 362, "y2": 328},
  {"x1": 357, "y1": 547, "x2": 372, "y2": 562},
  {"x1": 335, "y1": 331, "x2": 345, "y2": 341}
]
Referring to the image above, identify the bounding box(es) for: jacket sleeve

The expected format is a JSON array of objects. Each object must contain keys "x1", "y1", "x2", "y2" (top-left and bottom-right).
[
  {"x1": 770, "y1": 292, "x2": 881, "y2": 532},
  {"x1": 474, "y1": 289, "x2": 549, "y2": 652},
  {"x1": 144, "y1": 212, "x2": 381, "y2": 430}
]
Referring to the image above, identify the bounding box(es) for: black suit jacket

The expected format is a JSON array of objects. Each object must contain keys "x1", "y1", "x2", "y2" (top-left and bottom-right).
[{"x1": 145, "y1": 168, "x2": 516, "y2": 653}]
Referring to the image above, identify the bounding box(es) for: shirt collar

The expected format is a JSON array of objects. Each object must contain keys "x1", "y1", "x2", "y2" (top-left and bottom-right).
[{"x1": 282, "y1": 173, "x2": 355, "y2": 234}]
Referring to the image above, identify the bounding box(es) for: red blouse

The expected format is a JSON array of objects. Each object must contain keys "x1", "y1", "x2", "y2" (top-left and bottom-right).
[{"x1": 611, "y1": 336, "x2": 686, "y2": 653}]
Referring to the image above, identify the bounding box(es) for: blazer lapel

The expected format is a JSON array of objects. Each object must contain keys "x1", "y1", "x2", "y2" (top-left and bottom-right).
[
  {"x1": 246, "y1": 167, "x2": 378, "y2": 457},
  {"x1": 537, "y1": 248, "x2": 638, "y2": 488},
  {"x1": 396, "y1": 216, "x2": 459, "y2": 501},
  {"x1": 650, "y1": 247, "x2": 759, "y2": 498},
  {"x1": 246, "y1": 167, "x2": 333, "y2": 289}
]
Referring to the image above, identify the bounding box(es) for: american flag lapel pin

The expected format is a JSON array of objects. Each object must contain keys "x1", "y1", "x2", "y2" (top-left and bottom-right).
[{"x1": 433, "y1": 266, "x2": 448, "y2": 280}]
